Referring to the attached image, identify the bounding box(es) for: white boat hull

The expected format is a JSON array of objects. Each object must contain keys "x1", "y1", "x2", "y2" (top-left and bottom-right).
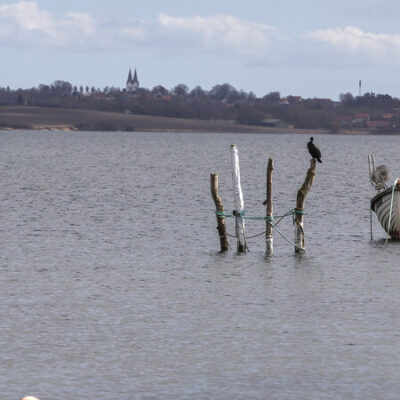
[{"x1": 371, "y1": 185, "x2": 400, "y2": 239}]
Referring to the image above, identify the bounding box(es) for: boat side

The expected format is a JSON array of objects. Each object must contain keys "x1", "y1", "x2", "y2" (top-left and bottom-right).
[{"x1": 371, "y1": 184, "x2": 400, "y2": 238}]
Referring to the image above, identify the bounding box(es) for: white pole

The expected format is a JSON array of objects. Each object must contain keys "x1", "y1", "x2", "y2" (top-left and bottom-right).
[
  {"x1": 230, "y1": 144, "x2": 246, "y2": 252},
  {"x1": 266, "y1": 158, "x2": 274, "y2": 255},
  {"x1": 294, "y1": 212, "x2": 304, "y2": 253}
]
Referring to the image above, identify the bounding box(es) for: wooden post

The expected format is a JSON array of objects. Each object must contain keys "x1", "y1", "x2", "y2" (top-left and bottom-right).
[
  {"x1": 266, "y1": 158, "x2": 274, "y2": 254},
  {"x1": 294, "y1": 159, "x2": 317, "y2": 253},
  {"x1": 230, "y1": 144, "x2": 247, "y2": 252},
  {"x1": 210, "y1": 173, "x2": 229, "y2": 252}
]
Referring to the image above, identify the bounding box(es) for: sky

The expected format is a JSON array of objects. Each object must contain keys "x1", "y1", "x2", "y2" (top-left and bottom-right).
[{"x1": 2, "y1": 0, "x2": 400, "y2": 99}]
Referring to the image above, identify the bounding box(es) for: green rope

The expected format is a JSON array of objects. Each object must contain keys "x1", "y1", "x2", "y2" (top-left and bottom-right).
[
  {"x1": 215, "y1": 208, "x2": 305, "y2": 221},
  {"x1": 215, "y1": 208, "x2": 306, "y2": 251}
]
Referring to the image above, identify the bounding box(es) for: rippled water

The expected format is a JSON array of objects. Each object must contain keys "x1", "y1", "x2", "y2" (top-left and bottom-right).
[{"x1": 1, "y1": 130, "x2": 400, "y2": 399}]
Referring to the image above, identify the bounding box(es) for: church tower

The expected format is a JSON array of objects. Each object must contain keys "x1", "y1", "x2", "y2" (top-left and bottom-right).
[{"x1": 126, "y1": 67, "x2": 139, "y2": 92}]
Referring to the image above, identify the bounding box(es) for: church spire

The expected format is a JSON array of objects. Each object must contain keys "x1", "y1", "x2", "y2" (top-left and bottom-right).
[
  {"x1": 133, "y1": 68, "x2": 139, "y2": 85},
  {"x1": 126, "y1": 66, "x2": 140, "y2": 92},
  {"x1": 126, "y1": 68, "x2": 133, "y2": 84}
]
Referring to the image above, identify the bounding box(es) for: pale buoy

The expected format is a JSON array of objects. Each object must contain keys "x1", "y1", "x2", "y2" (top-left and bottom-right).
[{"x1": 21, "y1": 396, "x2": 40, "y2": 400}]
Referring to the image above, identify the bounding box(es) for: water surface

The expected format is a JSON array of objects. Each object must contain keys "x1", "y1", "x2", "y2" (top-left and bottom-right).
[{"x1": 1, "y1": 130, "x2": 399, "y2": 399}]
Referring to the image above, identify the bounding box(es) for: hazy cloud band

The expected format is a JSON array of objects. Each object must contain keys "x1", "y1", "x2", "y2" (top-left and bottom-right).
[{"x1": 1, "y1": 1, "x2": 400, "y2": 65}]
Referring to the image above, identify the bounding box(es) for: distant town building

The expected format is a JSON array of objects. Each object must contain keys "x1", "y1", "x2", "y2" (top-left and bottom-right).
[
  {"x1": 279, "y1": 98, "x2": 289, "y2": 106},
  {"x1": 287, "y1": 95, "x2": 302, "y2": 104},
  {"x1": 366, "y1": 120, "x2": 391, "y2": 129},
  {"x1": 353, "y1": 113, "x2": 370, "y2": 123},
  {"x1": 279, "y1": 96, "x2": 302, "y2": 106},
  {"x1": 126, "y1": 68, "x2": 139, "y2": 92}
]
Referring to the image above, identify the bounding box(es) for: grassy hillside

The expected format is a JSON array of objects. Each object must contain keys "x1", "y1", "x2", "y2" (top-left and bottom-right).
[{"x1": 0, "y1": 106, "x2": 324, "y2": 134}]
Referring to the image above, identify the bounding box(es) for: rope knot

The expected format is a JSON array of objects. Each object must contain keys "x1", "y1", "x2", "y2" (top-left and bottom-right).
[
  {"x1": 215, "y1": 211, "x2": 227, "y2": 219},
  {"x1": 232, "y1": 209, "x2": 246, "y2": 217}
]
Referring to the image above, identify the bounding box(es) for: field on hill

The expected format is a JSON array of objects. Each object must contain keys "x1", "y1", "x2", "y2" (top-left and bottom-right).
[{"x1": 0, "y1": 106, "x2": 326, "y2": 134}]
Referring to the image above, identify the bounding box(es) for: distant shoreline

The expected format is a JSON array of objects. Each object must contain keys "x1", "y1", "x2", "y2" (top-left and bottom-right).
[{"x1": 0, "y1": 105, "x2": 374, "y2": 135}]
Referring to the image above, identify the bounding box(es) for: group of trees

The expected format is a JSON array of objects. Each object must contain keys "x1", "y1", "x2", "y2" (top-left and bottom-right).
[
  {"x1": 0, "y1": 81, "x2": 260, "y2": 123},
  {"x1": 1, "y1": 80, "x2": 400, "y2": 131}
]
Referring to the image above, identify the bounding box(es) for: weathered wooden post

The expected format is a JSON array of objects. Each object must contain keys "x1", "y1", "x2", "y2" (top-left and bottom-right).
[
  {"x1": 265, "y1": 158, "x2": 274, "y2": 254},
  {"x1": 230, "y1": 144, "x2": 247, "y2": 252},
  {"x1": 294, "y1": 159, "x2": 316, "y2": 253},
  {"x1": 210, "y1": 173, "x2": 229, "y2": 252}
]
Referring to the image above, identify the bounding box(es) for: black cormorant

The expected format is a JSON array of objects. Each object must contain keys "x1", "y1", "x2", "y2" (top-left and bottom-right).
[{"x1": 307, "y1": 137, "x2": 322, "y2": 163}]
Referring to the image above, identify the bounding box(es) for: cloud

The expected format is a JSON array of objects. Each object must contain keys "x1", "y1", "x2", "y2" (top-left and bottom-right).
[
  {"x1": 157, "y1": 14, "x2": 281, "y2": 56},
  {"x1": 0, "y1": 1, "x2": 53, "y2": 32},
  {"x1": 0, "y1": 1, "x2": 96, "y2": 47},
  {"x1": 0, "y1": 2, "x2": 284, "y2": 55},
  {"x1": 303, "y1": 26, "x2": 400, "y2": 63},
  {"x1": 4, "y1": 1, "x2": 400, "y2": 68}
]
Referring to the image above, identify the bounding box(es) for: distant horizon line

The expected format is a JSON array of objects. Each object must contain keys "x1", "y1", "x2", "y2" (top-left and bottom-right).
[{"x1": 2, "y1": 81, "x2": 397, "y2": 102}]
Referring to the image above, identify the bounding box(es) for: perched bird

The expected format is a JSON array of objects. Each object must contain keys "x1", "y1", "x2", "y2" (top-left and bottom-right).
[{"x1": 307, "y1": 137, "x2": 322, "y2": 163}]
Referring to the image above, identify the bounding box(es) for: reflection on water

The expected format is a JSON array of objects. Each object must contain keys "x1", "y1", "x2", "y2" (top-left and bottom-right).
[{"x1": 1, "y1": 130, "x2": 400, "y2": 399}]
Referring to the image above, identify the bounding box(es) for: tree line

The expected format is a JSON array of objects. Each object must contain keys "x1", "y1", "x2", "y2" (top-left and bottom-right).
[{"x1": 1, "y1": 80, "x2": 400, "y2": 131}]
